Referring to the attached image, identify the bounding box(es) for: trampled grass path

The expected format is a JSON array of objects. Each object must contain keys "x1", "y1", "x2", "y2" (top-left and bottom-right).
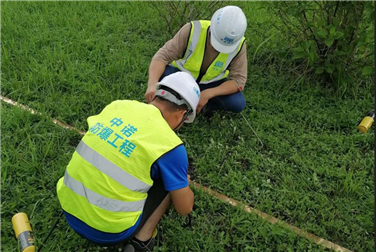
[{"x1": 1, "y1": 95, "x2": 354, "y2": 252}]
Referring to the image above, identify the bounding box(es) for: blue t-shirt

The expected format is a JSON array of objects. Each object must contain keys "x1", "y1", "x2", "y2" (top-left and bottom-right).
[{"x1": 64, "y1": 145, "x2": 188, "y2": 244}]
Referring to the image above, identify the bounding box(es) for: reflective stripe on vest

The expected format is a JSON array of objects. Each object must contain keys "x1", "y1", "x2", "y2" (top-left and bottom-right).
[
  {"x1": 57, "y1": 100, "x2": 183, "y2": 233},
  {"x1": 178, "y1": 21, "x2": 201, "y2": 67},
  {"x1": 172, "y1": 20, "x2": 245, "y2": 84},
  {"x1": 76, "y1": 140, "x2": 150, "y2": 193},
  {"x1": 63, "y1": 169, "x2": 146, "y2": 212}
]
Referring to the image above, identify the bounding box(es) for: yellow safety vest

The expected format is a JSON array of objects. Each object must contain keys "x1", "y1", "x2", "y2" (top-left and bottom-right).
[
  {"x1": 172, "y1": 20, "x2": 245, "y2": 84},
  {"x1": 57, "y1": 100, "x2": 183, "y2": 233}
]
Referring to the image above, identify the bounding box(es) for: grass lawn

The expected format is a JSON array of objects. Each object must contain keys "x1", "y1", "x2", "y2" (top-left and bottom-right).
[{"x1": 1, "y1": 2, "x2": 374, "y2": 252}]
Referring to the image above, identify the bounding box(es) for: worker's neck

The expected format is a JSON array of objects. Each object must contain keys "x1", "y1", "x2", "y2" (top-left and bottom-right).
[{"x1": 150, "y1": 100, "x2": 178, "y2": 130}]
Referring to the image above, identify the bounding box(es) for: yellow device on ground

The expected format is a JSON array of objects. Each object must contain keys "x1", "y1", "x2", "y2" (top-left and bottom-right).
[
  {"x1": 357, "y1": 111, "x2": 375, "y2": 133},
  {"x1": 12, "y1": 213, "x2": 35, "y2": 252}
]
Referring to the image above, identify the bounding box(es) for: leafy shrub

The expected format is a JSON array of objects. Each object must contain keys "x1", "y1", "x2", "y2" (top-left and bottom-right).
[
  {"x1": 150, "y1": 1, "x2": 228, "y2": 38},
  {"x1": 267, "y1": 1, "x2": 374, "y2": 97}
]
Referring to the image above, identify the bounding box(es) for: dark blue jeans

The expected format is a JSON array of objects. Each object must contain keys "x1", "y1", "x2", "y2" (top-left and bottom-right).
[{"x1": 160, "y1": 65, "x2": 246, "y2": 114}]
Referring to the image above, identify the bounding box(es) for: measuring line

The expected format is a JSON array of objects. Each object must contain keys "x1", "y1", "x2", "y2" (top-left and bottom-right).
[
  {"x1": 240, "y1": 112, "x2": 264, "y2": 148},
  {"x1": 1, "y1": 96, "x2": 85, "y2": 135},
  {"x1": 1, "y1": 95, "x2": 354, "y2": 252},
  {"x1": 191, "y1": 182, "x2": 353, "y2": 252}
]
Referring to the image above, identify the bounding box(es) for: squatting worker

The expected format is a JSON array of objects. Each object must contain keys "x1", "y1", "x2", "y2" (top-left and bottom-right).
[
  {"x1": 145, "y1": 5, "x2": 248, "y2": 117},
  {"x1": 56, "y1": 72, "x2": 200, "y2": 252}
]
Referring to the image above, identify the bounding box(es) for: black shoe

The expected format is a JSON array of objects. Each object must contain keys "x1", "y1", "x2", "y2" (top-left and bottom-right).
[
  {"x1": 122, "y1": 237, "x2": 156, "y2": 252},
  {"x1": 201, "y1": 105, "x2": 215, "y2": 119}
]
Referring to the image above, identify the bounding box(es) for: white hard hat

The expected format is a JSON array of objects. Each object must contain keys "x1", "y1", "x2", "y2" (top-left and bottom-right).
[
  {"x1": 210, "y1": 6, "x2": 247, "y2": 53},
  {"x1": 155, "y1": 72, "x2": 200, "y2": 123}
]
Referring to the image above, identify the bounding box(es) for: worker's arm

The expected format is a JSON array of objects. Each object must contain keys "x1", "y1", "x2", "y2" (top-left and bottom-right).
[
  {"x1": 145, "y1": 23, "x2": 191, "y2": 103},
  {"x1": 170, "y1": 184, "x2": 194, "y2": 216},
  {"x1": 145, "y1": 60, "x2": 167, "y2": 103},
  {"x1": 197, "y1": 80, "x2": 238, "y2": 113},
  {"x1": 155, "y1": 145, "x2": 193, "y2": 216}
]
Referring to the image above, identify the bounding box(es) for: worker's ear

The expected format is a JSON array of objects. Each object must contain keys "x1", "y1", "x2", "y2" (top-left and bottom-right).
[
  {"x1": 176, "y1": 109, "x2": 188, "y2": 122},
  {"x1": 173, "y1": 109, "x2": 189, "y2": 132}
]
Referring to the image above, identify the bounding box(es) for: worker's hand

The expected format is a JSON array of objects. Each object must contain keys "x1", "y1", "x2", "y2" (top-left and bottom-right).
[
  {"x1": 187, "y1": 174, "x2": 191, "y2": 183},
  {"x1": 196, "y1": 90, "x2": 213, "y2": 114},
  {"x1": 145, "y1": 84, "x2": 157, "y2": 103}
]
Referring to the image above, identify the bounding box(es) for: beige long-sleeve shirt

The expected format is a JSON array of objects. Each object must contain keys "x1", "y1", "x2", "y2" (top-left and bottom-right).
[{"x1": 152, "y1": 23, "x2": 248, "y2": 90}]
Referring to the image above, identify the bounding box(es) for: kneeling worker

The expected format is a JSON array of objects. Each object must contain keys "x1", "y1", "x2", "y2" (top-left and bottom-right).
[
  {"x1": 56, "y1": 72, "x2": 200, "y2": 251},
  {"x1": 145, "y1": 5, "x2": 248, "y2": 117}
]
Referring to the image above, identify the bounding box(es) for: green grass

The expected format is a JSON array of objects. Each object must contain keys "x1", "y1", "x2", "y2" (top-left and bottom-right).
[
  {"x1": 1, "y1": 1, "x2": 374, "y2": 252},
  {"x1": 183, "y1": 74, "x2": 374, "y2": 251},
  {"x1": 1, "y1": 104, "x2": 331, "y2": 252}
]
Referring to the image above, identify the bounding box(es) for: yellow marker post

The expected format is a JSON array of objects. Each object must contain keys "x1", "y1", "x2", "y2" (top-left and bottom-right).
[{"x1": 11, "y1": 213, "x2": 35, "y2": 252}]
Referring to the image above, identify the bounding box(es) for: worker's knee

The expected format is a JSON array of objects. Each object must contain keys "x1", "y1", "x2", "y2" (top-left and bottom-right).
[
  {"x1": 222, "y1": 92, "x2": 246, "y2": 113},
  {"x1": 159, "y1": 65, "x2": 180, "y2": 81},
  {"x1": 231, "y1": 96, "x2": 246, "y2": 113}
]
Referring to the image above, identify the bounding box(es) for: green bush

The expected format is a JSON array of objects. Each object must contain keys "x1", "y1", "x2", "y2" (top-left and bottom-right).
[
  {"x1": 268, "y1": 1, "x2": 374, "y2": 97},
  {"x1": 150, "y1": 1, "x2": 228, "y2": 38}
]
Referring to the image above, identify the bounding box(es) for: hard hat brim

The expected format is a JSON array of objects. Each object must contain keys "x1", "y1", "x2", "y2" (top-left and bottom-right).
[{"x1": 210, "y1": 32, "x2": 240, "y2": 54}]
